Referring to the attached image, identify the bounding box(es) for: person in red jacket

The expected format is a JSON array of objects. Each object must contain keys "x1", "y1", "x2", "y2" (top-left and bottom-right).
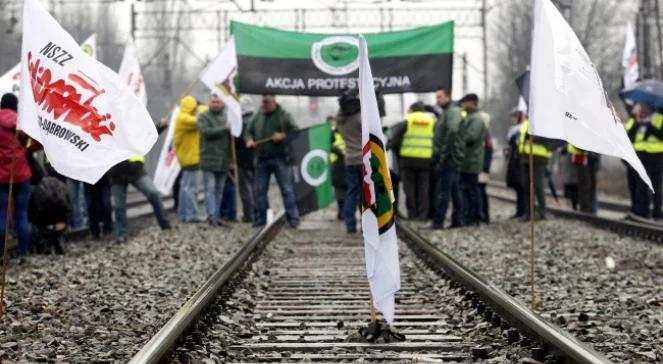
[{"x1": 0, "y1": 93, "x2": 33, "y2": 257}]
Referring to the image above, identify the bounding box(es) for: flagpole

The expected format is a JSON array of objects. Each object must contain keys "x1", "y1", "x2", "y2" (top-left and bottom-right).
[
  {"x1": 230, "y1": 136, "x2": 240, "y2": 216},
  {"x1": 1, "y1": 129, "x2": 19, "y2": 320},
  {"x1": 528, "y1": 134, "x2": 536, "y2": 311},
  {"x1": 369, "y1": 297, "x2": 377, "y2": 323}
]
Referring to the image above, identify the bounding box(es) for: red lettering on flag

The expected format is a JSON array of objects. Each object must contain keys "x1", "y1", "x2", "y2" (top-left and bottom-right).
[{"x1": 28, "y1": 51, "x2": 116, "y2": 142}]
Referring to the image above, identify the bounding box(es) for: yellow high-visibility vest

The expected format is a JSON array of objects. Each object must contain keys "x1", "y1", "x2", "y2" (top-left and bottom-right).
[
  {"x1": 330, "y1": 130, "x2": 346, "y2": 163},
  {"x1": 128, "y1": 156, "x2": 145, "y2": 163},
  {"x1": 399, "y1": 111, "x2": 435, "y2": 159},
  {"x1": 567, "y1": 144, "x2": 586, "y2": 156},
  {"x1": 518, "y1": 120, "x2": 552, "y2": 158},
  {"x1": 633, "y1": 114, "x2": 663, "y2": 154}
]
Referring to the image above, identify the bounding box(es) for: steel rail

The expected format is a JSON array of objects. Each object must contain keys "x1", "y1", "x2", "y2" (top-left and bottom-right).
[
  {"x1": 488, "y1": 191, "x2": 663, "y2": 243},
  {"x1": 398, "y1": 222, "x2": 613, "y2": 364},
  {"x1": 128, "y1": 211, "x2": 286, "y2": 364}
]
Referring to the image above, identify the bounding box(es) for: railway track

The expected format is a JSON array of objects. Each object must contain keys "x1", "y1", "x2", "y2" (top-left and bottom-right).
[
  {"x1": 487, "y1": 182, "x2": 663, "y2": 243},
  {"x1": 130, "y1": 210, "x2": 610, "y2": 363}
]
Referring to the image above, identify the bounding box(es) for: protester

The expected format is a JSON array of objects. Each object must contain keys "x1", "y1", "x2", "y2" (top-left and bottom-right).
[
  {"x1": 479, "y1": 112, "x2": 493, "y2": 223},
  {"x1": 431, "y1": 88, "x2": 465, "y2": 229},
  {"x1": 0, "y1": 93, "x2": 34, "y2": 258},
  {"x1": 336, "y1": 89, "x2": 362, "y2": 233},
  {"x1": 505, "y1": 110, "x2": 525, "y2": 219},
  {"x1": 28, "y1": 176, "x2": 70, "y2": 254},
  {"x1": 458, "y1": 93, "x2": 487, "y2": 226},
  {"x1": 566, "y1": 144, "x2": 600, "y2": 214},
  {"x1": 65, "y1": 178, "x2": 86, "y2": 229},
  {"x1": 391, "y1": 101, "x2": 435, "y2": 220},
  {"x1": 246, "y1": 95, "x2": 300, "y2": 228},
  {"x1": 628, "y1": 102, "x2": 663, "y2": 219},
  {"x1": 518, "y1": 114, "x2": 553, "y2": 221},
  {"x1": 623, "y1": 106, "x2": 638, "y2": 214},
  {"x1": 109, "y1": 157, "x2": 172, "y2": 243},
  {"x1": 84, "y1": 174, "x2": 113, "y2": 240},
  {"x1": 220, "y1": 176, "x2": 237, "y2": 222},
  {"x1": 198, "y1": 94, "x2": 232, "y2": 226},
  {"x1": 328, "y1": 115, "x2": 347, "y2": 221},
  {"x1": 236, "y1": 96, "x2": 257, "y2": 223},
  {"x1": 174, "y1": 96, "x2": 201, "y2": 223}
]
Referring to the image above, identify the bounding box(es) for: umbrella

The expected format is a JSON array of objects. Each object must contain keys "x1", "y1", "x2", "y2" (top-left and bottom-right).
[{"x1": 620, "y1": 80, "x2": 663, "y2": 109}]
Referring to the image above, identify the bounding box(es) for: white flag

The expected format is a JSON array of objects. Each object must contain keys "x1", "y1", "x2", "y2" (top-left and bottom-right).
[
  {"x1": 529, "y1": 0, "x2": 652, "y2": 190},
  {"x1": 18, "y1": 0, "x2": 157, "y2": 184},
  {"x1": 118, "y1": 36, "x2": 147, "y2": 105},
  {"x1": 622, "y1": 23, "x2": 639, "y2": 90},
  {"x1": 358, "y1": 35, "x2": 400, "y2": 324},
  {"x1": 200, "y1": 36, "x2": 242, "y2": 137},
  {"x1": 153, "y1": 106, "x2": 181, "y2": 195},
  {"x1": 0, "y1": 33, "x2": 96, "y2": 97},
  {"x1": 0, "y1": 64, "x2": 21, "y2": 96}
]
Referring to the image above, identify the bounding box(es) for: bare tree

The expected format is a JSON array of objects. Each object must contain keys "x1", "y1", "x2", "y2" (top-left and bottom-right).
[{"x1": 486, "y1": 0, "x2": 637, "y2": 142}]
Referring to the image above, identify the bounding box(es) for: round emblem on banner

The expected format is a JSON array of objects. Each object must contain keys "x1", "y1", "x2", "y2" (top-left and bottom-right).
[
  {"x1": 300, "y1": 149, "x2": 329, "y2": 187},
  {"x1": 311, "y1": 36, "x2": 360, "y2": 76},
  {"x1": 81, "y1": 44, "x2": 94, "y2": 57}
]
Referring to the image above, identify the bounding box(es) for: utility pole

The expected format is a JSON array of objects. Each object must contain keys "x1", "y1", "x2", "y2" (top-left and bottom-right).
[
  {"x1": 641, "y1": 0, "x2": 652, "y2": 78},
  {"x1": 462, "y1": 53, "x2": 468, "y2": 95},
  {"x1": 481, "y1": 0, "x2": 488, "y2": 100}
]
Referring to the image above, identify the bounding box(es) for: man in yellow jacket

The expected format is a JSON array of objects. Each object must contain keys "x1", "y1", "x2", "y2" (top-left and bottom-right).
[{"x1": 174, "y1": 96, "x2": 201, "y2": 223}]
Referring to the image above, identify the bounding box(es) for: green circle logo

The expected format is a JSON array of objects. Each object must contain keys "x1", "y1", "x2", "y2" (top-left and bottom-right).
[
  {"x1": 311, "y1": 36, "x2": 359, "y2": 75},
  {"x1": 301, "y1": 149, "x2": 329, "y2": 186}
]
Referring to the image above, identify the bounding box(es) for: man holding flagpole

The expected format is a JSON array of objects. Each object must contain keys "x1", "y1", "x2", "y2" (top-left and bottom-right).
[{"x1": 358, "y1": 35, "x2": 401, "y2": 328}]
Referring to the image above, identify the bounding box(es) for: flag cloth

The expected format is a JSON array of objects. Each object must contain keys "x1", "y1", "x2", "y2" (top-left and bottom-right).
[
  {"x1": 231, "y1": 21, "x2": 454, "y2": 96},
  {"x1": 529, "y1": 0, "x2": 652, "y2": 190},
  {"x1": 358, "y1": 35, "x2": 400, "y2": 324},
  {"x1": 0, "y1": 64, "x2": 21, "y2": 96},
  {"x1": 118, "y1": 36, "x2": 147, "y2": 105},
  {"x1": 622, "y1": 23, "x2": 639, "y2": 90},
  {"x1": 153, "y1": 106, "x2": 181, "y2": 195},
  {"x1": 287, "y1": 123, "x2": 334, "y2": 215},
  {"x1": 200, "y1": 36, "x2": 242, "y2": 137},
  {"x1": 18, "y1": 0, "x2": 157, "y2": 184},
  {"x1": 0, "y1": 33, "x2": 96, "y2": 96}
]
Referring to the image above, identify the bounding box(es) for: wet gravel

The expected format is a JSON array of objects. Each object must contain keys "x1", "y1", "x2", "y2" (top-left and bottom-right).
[
  {"x1": 415, "y1": 199, "x2": 663, "y2": 363},
  {"x1": 0, "y1": 217, "x2": 255, "y2": 363}
]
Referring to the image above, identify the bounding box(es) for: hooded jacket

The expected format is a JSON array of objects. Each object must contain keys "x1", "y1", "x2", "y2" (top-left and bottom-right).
[
  {"x1": 0, "y1": 109, "x2": 32, "y2": 184},
  {"x1": 174, "y1": 96, "x2": 200, "y2": 168},
  {"x1": 459, "y1": 108, "x2": 487, "y2": 174}
]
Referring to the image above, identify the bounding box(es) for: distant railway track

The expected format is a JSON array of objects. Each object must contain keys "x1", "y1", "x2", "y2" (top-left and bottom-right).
[
  {"x1": 487, "y1": 182, "x2": 663, "y2": 244},
  {"x1": 129, "y1": 211, "x2": 610, "y2": 363}
]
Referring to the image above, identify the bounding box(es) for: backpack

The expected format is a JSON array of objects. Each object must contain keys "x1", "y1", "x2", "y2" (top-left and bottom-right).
[{"x1": 28, "y1": 177, "x2": 72, "y2": 228}]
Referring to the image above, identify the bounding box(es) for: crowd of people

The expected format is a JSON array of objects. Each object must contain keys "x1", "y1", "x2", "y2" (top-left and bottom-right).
[{"x1": 2, "y1": 84, "x2": 663, "y2": 259}]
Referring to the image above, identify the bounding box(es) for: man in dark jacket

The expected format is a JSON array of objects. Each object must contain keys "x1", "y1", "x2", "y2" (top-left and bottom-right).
[
  {"x1": 458, "y1": 93, "x2": 487, "y2": 226},
  {"x1": 246, "y1": 95, "x2": 299, "y2": 228},
  {"x1": 391, "y1": 101, "x2": 436, "y2": 220},
  {"x1": 198, "y1": 94, "x2": 231, "y2": 226},
  {"x1": 336, "y1": 89, "x2": 363, "y2": 233},
  {"x1": 109, "y1": 157, "x2": 171, "y2": 243},
  {"x1": 236, "y1": 96, "x2": 256, "y2": 223},
  {"x1": 431, "y1": 88, "x2": 465, "y2": 229}
]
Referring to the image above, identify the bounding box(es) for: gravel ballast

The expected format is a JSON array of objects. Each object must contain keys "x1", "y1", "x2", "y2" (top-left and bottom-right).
[
  {"x1": 0, "y1": 219, "x2": 255, "y2": 363},
  {"x1": 416, "y1": 199, "x2": 663, "y2": 363}
]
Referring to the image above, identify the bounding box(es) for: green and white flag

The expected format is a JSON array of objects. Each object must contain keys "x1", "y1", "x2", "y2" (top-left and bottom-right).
[
  {"x1": 231, "y1": 21, "x2": 454, "y2": 96},
  {"x1": 288, "y1": 124, "x2": 334, "y2": 215}
]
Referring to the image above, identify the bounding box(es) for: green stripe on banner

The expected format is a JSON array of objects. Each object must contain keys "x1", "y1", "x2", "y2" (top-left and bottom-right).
[
  {"x1": 307, "y1": 124, "x2": 333, "y2": 210},
  {"x1": 231, "y1": 21, "x2": 454, "y2": 59}
]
